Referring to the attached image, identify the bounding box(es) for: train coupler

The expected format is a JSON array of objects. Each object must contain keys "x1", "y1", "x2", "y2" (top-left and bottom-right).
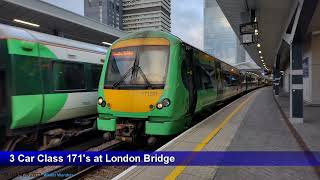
[{"x1": 115, "y1": 124, "x2": 136, "y2": 143}]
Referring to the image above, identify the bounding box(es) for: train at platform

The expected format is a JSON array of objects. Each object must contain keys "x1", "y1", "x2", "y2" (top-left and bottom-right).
[
  {"x1": 97, "y1": 30, "x2": 266, "y2": 146},
  {"x1": 0, "y1": 24, "x2": 106, "y2": 150}
]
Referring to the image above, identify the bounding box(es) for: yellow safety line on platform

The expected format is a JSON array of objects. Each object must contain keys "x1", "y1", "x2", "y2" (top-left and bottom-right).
[{"x1": 165, "y1": 94, "x2": 254, "y2": 180}]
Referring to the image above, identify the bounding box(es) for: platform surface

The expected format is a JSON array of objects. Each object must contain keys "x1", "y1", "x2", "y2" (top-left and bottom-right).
[
  {"x1": 114, "y1": 87, "x2": 319, "y2": 180},
  {"x1": 276, "y1": 91, "x2": 320, "y2": 151}
]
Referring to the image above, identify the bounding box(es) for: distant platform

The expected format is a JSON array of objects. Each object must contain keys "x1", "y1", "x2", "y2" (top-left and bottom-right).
[{"x1": 114, "y1": 87, "x2": 320, "y2": 180}]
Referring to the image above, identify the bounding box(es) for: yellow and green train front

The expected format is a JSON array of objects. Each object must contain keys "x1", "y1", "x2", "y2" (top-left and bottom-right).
[{"x1": 97, "y1": 35, "x2": 187, "y2": 140}]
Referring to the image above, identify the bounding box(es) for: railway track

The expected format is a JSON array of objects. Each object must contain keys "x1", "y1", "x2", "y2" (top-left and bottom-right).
[
  {"x1": 0, "y1": 131, "x2": 106, "y2": 180},
  {"x1": 4, "y1": 91, "x2": 258, "y2": 180},
  {"x1": 0, "y1": 140, "x2": 124, "y2": 180},
  {"x1": 11, "y1": 140, "x2": 125, "y2": 180}
]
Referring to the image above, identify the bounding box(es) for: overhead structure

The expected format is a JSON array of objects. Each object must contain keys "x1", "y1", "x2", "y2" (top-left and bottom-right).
[
  {"x1": 0, "y1": 0, "x2": 126, "y2": 45},
  {"x1": 233, "y1": 61, "x2": 261, "y2": 71},
  {"x1": 216, "y1": 0, "x2": 320, "y2": 123},
  {"x1": 216, "y1": 0, "x2": 294, "y2": 70}
]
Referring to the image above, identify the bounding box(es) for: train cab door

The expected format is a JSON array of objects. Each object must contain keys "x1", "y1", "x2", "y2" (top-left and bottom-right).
[{"x1": 183, "y1": 44, "x2": 197, "y2": 116}]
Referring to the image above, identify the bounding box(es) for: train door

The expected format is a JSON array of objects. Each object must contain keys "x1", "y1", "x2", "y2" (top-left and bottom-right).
[
  {"x1": 0, "y1": 40, "x2": 9, "y2": 146},
  {"x1": 0, "y1": 71, "x2": 5, "y2": 114},
  {"x1": 215, "y1": 62, "x2": 224, "y2": 101},
  {"x1": 0, "y1": 69, "x2": 7, "y2": 144},
  {"x1": 9, "y1": 54, "x2": 44, "y2": 129},
  {"x1": 183, "y1": 45, "x2": 197, "y2": 115}
]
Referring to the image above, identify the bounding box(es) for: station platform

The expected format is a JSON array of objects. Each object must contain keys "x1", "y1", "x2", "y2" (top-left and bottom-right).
[
  {"x1": 114, "y1": 87, "x2": 320, "y2": 180},
  {"x1": 275, "y1": 91, "x2": 320, "y2": 151}
]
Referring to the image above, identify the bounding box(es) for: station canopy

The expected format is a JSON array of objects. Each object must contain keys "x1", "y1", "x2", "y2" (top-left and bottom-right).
[
  {"x1": 0, "y1": 0, "x2": 126, "y2": 46},
  {"x1": 216, "y1": 0, "x2": 295, "y2": 70}
]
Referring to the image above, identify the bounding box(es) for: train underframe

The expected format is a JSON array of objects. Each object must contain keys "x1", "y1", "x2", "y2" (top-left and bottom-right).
[
  {"x1": 100, "y1": 117, "x2": 182, "y2": 147},
  {"x1": 1, "y1": 116, "x2": 97, "y2": 151}
]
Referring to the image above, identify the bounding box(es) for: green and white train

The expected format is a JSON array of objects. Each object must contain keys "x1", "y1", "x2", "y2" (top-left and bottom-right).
[{"x1": 0, "y1": 24, "x2": 106, "y2": 150}]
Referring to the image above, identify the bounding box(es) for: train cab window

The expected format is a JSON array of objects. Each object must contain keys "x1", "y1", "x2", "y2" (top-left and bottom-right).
[
  {"x1": 91, "y1": 65, "x2": 103, "y2": 89},
  {"x1": 137, "y1": 46, "x2": 169, "y2": 85},
  {"x1": 53, "y1": 62, "x2": 85, "y2": 91},
  {"x1": 105, "y1": 46, "x2": 169, "y2": 88}
]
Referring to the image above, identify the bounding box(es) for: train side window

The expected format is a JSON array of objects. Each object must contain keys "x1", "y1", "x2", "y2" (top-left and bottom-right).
[
  {"x1": 200, "y1": 68, "x2": 213, "y2": 89},
  {"x1": 223, "y1": 72, "x2": 231, "y2": 87},
  {"x1": 231, "y1": 75, "x2": 239, "y2": 86},
  {"x1": 12, "y1": 56, "x2": 42, "y2": 95},
  {"x1": 181, "y1": 61, "x2": 189, "y2": 89},
  {"x1": 53, "y1": 62, "x2": 85, "y2": 91},
  {"x1": 91, "y1": 65, "x2": 103, "y2": 90},
  {"x1": 195, "y1": 66, "x2": 203, "y2": 90},
  {"x1": 194, "y1": 66, "x2": 212, "y2": 90}
]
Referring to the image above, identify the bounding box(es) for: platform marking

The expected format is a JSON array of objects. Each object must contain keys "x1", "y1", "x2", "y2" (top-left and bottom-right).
[
  {"x1": 113, "y1": 90, "x2": 258, "y2": 180},
  {"x1": 165, "y1": 94, "x2": 254, "y2": 180}
]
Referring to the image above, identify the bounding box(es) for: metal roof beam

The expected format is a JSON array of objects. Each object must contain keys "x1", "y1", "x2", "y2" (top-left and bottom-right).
[{"x1": 3, "y1": 0, "x2": 126, "y2": 40}]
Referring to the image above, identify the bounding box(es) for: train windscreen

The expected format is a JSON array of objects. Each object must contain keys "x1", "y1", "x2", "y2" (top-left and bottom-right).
[{"x1": 105, "y1": 45, "x2": 169, "y2": 89}]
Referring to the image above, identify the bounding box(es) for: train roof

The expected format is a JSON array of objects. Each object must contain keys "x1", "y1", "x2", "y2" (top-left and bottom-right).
[
  {"x1": 0, "y1": 23, "x2": 107, "y2": 54},
  {"x1": 113, "y1": 30, "x2": 242, "y2": 74},
  {"x1": 114, "y1": 30, "x2": 182, "y2": 44}
]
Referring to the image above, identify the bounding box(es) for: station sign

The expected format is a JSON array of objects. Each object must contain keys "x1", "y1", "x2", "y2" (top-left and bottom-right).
[
  {"x1": 240, "y1": 22, "x2": 258, "y2": 45},
  {"x1": 242, "y1": 34, "x2": 254, "y2": 44},
  {"x1": 240, "y1": 22, "x2": 258, "y2": 35}
]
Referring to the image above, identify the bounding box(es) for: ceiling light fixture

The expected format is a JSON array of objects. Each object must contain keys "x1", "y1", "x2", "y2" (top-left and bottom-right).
[
  {"x1": 102, "y1": 42, "x2": 112, "y2": 46},
  {"x1": 13, "y1": 19, "x2": 40, "y2": 27}
]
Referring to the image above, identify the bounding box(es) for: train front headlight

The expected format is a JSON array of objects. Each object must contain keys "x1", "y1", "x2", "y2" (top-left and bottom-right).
[
  {"x1": 156, "y1": 102, "x2": 163, "y2": 109},
  {"x1": 98, "y1": 97, "x2": 104, "y2": 105},
  {"x1": 156, "y1": 98, "x2": 171, "y2": 110}
]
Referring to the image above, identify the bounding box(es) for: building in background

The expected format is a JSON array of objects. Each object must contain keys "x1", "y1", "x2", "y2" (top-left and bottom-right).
[
  {"x1": 41, "y1": 0, "x2": 84, "y2": 15},
  {"x1": 204, "y1": 0, "x2": 246, "y2": 65},
  {"x1": 122, "y1": 0, "x2": 171, "y2": 33},
  {"x1": 84, "y1": 0, "x2": 123, "y2": 29}
]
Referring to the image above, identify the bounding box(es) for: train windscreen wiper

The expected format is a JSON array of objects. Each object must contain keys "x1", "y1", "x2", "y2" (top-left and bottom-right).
[
  {"x1": 136, "y1": 65, "x2": 152, "y2": 89},
  {"x1": 112, "y1": 66, "x2": 134, "y2": 88}
]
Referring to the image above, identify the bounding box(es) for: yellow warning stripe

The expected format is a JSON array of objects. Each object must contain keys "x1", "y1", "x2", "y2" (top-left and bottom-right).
[{"x1": 165, "y1": 94, "x2": 254, "y2": 180}]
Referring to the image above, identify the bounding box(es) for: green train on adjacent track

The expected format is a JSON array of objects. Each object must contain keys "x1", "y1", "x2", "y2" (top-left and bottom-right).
[
  {"x1": 97, "y1": 30, "x2": 264, "y2": 145},
  {"x1": 0, "y1": 24, "x2": 106, "y2": 150}
]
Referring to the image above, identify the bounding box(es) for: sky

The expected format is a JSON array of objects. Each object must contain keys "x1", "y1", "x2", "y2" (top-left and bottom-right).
[
  {"x1": 41, "y1": 0, "x2": 84, "y2": 15},
  {"x1": 41, "y1": 0, "x2": 204, "y2": 49},
  {"x1": 171, "y1": 0, "x2": 204, "y2": 50}
]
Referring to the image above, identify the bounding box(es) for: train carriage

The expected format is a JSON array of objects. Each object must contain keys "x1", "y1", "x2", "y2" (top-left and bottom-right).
[
  {"x1": 0, "y1": 24, "x2": 106, "y2": 150},
  {"x1": 97, "y1": 30, "x2": 258, "y2": 145}
]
